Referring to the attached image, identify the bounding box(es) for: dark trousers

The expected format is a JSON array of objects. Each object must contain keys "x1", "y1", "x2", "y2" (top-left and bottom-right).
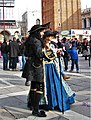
[
  {"x1": 63, "y1": 57, "x2": 68, "y2": 71},
  {"x1": 11, "y1": 57, "x2": 18, "y2": 69},
  {"x1": 22, "y1": 54, "x2": 26, "y2": 70},
  {"x1": 2, "y1": 53, "x2": 8, "y2": 70},
  {"x1": 71, "y1": 59, "x2": 79, "y2": 71},
  {"x1": 9, "y1": 57, "x2": 12, "y2": 69}
]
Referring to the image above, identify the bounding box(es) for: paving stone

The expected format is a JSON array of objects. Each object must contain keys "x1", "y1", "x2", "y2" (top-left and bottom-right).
[
  {"x1": 68, "y1": 84, "x2": 86, "y2": 92},
  {"x1": 0, "y1": 96, "x2": 24, "y2": 106},
  {"x1": 0, "y1": 80, "x2": 8, "y2": 87},
  {"x1": 0, "y1": 55, "x2": 90, "y2": 120},
  {"x1": 0, "y1": 88, "x2": 10, "y2": 95},
  {"x1": 48, "y1": 115, "x2": 69, "y2": 120},
  {"x1": 0, "y1": 74, "x2": 20, "y2": 79},
  {"x1": 6, "y1": 86, "x2": 27, "y2": 93},
  {"x1": 71, "y1": 103, "x2": 90, "y2": 117},
  {"x1": 0, "y1": 106, "x2": 15, "y2": 120},
  {"x1": 3, "y1": 105, "x2": 31, "y2": 119},
  {"x1": 75, "y1": 94, "x2": 90, "y2": 102},
  {"x1": 15, "y1": 95, "x2": 28, "y2": 104},
  {"x1": 19, "y1": 86, "x2": 30, "y2": 91}
]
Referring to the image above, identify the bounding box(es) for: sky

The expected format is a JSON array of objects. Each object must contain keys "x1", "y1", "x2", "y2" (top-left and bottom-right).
[
  {"x1": 14, "y1": 0, "x2": 91, "y2": 20},
  {"x1": 14, "y1": 0, "x2": 41, "y2": 20},
  {"x1": 81, "y1": 0, "x2": 91, "y2": 9}
]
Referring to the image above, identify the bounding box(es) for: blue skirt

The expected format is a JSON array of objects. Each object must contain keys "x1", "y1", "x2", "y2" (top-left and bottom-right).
[{"x1": 45, "y1": 63, "x2": 75, "y2": 112}]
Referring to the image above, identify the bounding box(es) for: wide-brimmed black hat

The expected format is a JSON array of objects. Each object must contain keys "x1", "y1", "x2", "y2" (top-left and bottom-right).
[
  {"x1": 28, "y1": 24, "x2": 46, "y2": 34},
  {"x1": 42, "y1": 22, "x2": 50, "y2": 29},
  {"x1": 43, "y1": 30, "x2": 54, "y2": 39}
]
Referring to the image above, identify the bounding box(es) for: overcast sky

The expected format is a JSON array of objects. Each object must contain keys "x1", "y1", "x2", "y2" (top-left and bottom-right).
[
  {"x1": 81, "y1": 0, "x2": 91, "y2": 9},
  {"x1": 14, "y1": 0, "x2": 41, "y2": 20},
  {"x1": 14, "y1": 0, "x2": 91, "y2": 20}
]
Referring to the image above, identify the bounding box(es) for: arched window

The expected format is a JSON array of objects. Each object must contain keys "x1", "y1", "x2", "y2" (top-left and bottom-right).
[
  {"x1": 84, "y1": 19, "x2": 86, "y2": 28},
  {"x1": 1, "y1": 30, "x2": 11, "y2": 40},
  {"x1": 89, "y1": 18, "x2": 91, "y2": 27}
]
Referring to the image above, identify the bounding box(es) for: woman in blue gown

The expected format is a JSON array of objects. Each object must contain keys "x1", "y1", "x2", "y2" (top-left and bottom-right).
[{"x1": 43, "y1": 30, "x2": 75, "y2": 112}]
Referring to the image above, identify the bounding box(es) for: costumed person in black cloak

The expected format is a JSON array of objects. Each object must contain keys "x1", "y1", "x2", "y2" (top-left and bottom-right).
[
  {"x1": 23, "y1": 22, "x2": 50, "y2": 86},
  {"x1": 22, "y1": 24, "x2": 47, "y2": 117}
]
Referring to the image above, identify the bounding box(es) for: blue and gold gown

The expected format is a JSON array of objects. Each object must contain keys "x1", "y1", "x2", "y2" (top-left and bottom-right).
[{"x1": 44, "y1": 42, "x2": 75, "y2": 112}]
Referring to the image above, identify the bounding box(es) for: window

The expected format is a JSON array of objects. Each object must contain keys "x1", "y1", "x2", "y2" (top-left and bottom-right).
[
  {"x1": 84, "y1": 19, "x2": 86, "y2": 28},
  {"x1": 89, "y1": 18, "x2": 91, "y2": 27}
]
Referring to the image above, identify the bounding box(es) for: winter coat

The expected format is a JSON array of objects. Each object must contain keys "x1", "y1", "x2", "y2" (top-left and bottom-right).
[
  {"x1": 9, "y1": 41, "x2": 19, "y2": 58},
  {"x1": 1, "y1": 42, "x2": 8, "y2": 54},
  {"x1": 68, "y1": 47, "x2": 78, "y2": 60}
]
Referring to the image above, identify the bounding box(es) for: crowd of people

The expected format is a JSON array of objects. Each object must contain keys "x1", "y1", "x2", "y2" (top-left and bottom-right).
[
  {"x1": 0, "y1": 29, "x2": 91, "y2": 73},
  {"x1": 0, "y1": 24, "x2": 91, "y2": 117},
  {"x1": 0, "y1": 37, "x2": 26, "y2": 71}
]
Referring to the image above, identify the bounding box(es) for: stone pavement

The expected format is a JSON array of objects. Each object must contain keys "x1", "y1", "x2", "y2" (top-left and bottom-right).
[{"x1": 0, "y1": 55, "x2": 90, "y2": 120}]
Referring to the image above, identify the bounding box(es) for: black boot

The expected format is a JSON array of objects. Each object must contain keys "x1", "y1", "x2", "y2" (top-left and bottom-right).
[
  {"x1": 32, "y1": 92, "x2": 47, "y2": 117},
  {"x1": 32, "y1": 110, "x2": 47, "y2": 117},
  {"x1": 39, "y1": 96, "x2": 49, "y2": 111},
  {"x1": 29, "y1": 90, "x2": 36, "y2": 109}
]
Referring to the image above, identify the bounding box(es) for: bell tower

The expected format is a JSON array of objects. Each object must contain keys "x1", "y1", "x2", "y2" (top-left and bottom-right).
[{"x1": 42, "y1": 0, "x2": 82, "y2": 31}]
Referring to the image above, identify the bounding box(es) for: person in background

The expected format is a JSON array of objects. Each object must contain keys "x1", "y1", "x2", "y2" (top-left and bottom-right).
[
  {"x1": 8, "y1": 37, "x2": 19, "y2": 71},
  {"x1": 0, "y1": 42, "x2": 2, "y2": 58},
  {"x1": 50, "y1": 31, "x2": 70, "y2": 80},
  {"x1": 89, "y1": 39, "x2": 91, "y2": 54},
  {"x1": 1, "y1": 38, "x2": 9, "y2": 70},
  {"x1": 68, "y1": 41, "x2": 79, "y2": 73},
  {"x1": 82, "y1": 38, "x2": 89, "y2": 60},
  {"x1": 20, "y1": 37, "x2": 26, "y2": 71},
  {"x1": 77, "y1": 39, "x2": 83, "y2": 54},
  {"x1": 62, "y1": 37, "x2": 70, "y2": 71},
  {"x1": 17, "y1": 38, "x2": 23, "y2": 70},
  {"x1": 8, "y1": 39, "x2": 12, "y2": 70}
]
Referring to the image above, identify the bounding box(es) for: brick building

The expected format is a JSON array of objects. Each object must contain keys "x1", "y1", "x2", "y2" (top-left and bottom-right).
[{"x1": 42, "y1": 0, "x2": 82, "y2": 31}]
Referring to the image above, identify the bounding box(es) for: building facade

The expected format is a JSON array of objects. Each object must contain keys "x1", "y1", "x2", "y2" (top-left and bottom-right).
[
  {"x1": 42, "y1": 0, "x2": 82, "y2": 31},
  {"x1": 22, "y1": 10, "x2": 42, "y2": 36},
  {"x1": 0, "y1": 0, "x2": 21, "y2": 41},
  {"x1": 81, "y1": 8, "x2": 91, "y2": 29}
]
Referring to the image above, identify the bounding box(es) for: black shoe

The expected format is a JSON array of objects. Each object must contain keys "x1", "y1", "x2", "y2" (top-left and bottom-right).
[
  {"x1": 32, "y1": 110, "x2": 47, "y2": 117},
  {"x1": 5, "y1": 68, "x2": 9, "y2": 71},
  {"x1": 20, "y1": 69, "x2": 23, "y2": 71},
  {"x1": 69, "y1": 70, "x2": 73, "y2": 72},
  {"x1": 3, "y1": 68, "x2": 9, "y2": 71},
  {"x1": 76, "y1": 70, "x2": 79, "y2": 73},
  {"x1": 25, "y1": 81, "x2": 31, "y2": 86},
  {"x1": 39, "y1": 104, "x2": 49, "y2": 111}
]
